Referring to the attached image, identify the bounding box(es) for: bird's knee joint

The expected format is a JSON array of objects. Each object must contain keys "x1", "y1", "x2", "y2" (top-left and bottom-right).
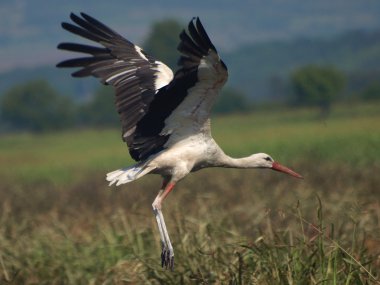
[{"x1": 152, "y1": 199, "x2": 162, "y2": 211}]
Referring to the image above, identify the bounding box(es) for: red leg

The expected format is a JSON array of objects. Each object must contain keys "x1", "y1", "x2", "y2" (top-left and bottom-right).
[
  {"x1": 152, "y1": 181, "x2": 175, "y2": 210},
  {"x1": 161, "y1": 183, "x2": 176, "y2": 201}
]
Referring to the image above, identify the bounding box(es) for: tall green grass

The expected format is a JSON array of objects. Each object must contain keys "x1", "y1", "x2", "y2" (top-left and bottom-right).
[{"x1": 0, "y1": 102, "x2": 379, "y2": 284}]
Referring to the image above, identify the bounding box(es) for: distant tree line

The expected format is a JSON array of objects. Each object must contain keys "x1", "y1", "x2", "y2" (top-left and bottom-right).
[
  {"x1": 1, "y1": 65, "x2": 377, "y2": 132},
  {"x1": 1, "y1": 19, "x2": 379, "y2": 133},
  {"x1": 0, "y1": 79, "x2": 252, "y2": 132},
  {"x1": 291, "y1": 65, "x2": 346, "y2": 116},
  {"x1": 1, "y1": 80, "x2": 75, "y2": 132}
]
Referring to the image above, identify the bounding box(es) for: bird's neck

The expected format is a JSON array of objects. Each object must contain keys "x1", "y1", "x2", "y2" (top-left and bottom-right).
[{"x1": 217, "y1": 153, "x2": 260, "y2": 169}]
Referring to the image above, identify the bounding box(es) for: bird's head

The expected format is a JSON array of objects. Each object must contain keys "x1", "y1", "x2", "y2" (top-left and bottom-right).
[{"x1": 248, "y1": 153, "x2": 303, "y2": 179}]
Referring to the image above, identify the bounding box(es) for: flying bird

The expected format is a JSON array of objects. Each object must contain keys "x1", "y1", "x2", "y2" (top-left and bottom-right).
[{"x1": 57, "y1": 13, "x2": 302, "y2": 270}]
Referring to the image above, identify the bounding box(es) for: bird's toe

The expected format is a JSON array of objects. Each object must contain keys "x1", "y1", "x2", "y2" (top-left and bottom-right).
[
  {"x1": 169, "y1": 255, "x2": 174, "y2": 271},
  {"x1": 161, "y1": 247, "x2": 174, "y2": 270},
  {"x1": 161, "y1": 248, "x2": 167, "y2": 268}
]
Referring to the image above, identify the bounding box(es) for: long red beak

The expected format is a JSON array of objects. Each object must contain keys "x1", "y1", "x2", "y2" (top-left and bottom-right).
[{"x1": 271, "y1": 161, "x2": 303, "y2": 179}]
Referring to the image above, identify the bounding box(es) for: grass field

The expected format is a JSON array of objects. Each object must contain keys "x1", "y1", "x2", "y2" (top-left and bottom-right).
[{"x1": 0, "y1": 102, "x2": 379, "y2": 284}]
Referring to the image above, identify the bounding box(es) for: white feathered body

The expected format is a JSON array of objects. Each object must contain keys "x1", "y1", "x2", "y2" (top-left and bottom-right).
[{"x1": 107, "y1": 119, "x2": 224, "y2": 186}]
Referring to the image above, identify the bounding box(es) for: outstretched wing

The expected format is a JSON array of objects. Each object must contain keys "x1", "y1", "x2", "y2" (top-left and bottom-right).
[
  {"x1": 57, "y1": 12, "x2": 173, "y2": 149},
  {"x1": 57, "y1": 14, "x2": 228, "y2": 162},
  {"x1": 129, "y1": 18, "x2": 228, "y2": 160}
]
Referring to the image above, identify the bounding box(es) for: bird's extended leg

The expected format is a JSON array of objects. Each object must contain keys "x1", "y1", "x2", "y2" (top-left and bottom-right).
[
  {"x1": 152, "y1": 180, "x2": 167, "y2": 264},
  {"x1": 152, "y1": 179, "x2": 176, "y2": 270}
]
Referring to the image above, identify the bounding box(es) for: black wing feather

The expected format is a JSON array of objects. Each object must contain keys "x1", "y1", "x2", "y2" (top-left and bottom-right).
[
  {"x1": 178, "y1": 31, "x2": 204, "y2": 58},
  {"x1": 69, "y1": 13, "x2": 108, "y2": 39},
  {"x1": 187, "y1": 19, "x2": 209, "y2": 53},
  {"x1": 57, "y1": 56, "x2": 111, "y2": 68},
  {"x1": 80, "y1": 13, "x2": 118, "y2": 36},
  {"x1": 61, "y1": 22, "x2": 102, "y2": 43},
  {"x1": 195, "y1": 18, "x2": 216, "y2": 52},
  {"x1": 58, "y1": 43, "x2": 107, "y2": 55}
]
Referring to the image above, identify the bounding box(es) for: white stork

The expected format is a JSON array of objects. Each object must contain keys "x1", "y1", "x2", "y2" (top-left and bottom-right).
[{"x1": 57, "y1": 13, "x2": 302, "y2": 270}]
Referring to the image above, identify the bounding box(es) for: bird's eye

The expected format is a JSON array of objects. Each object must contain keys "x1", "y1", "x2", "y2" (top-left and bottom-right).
[{"x1": 265, "y1": 157, "x2": 271, "y2": 161}]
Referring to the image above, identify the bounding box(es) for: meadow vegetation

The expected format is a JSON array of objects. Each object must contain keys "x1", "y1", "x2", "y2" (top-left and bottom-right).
[{"x1": 0, "y1": 102, "x2": 379, "y2": 284}]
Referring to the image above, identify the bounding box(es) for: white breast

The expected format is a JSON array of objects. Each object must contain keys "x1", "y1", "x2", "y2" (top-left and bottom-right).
[{"x1": 149, "y1": 131, "x2": 221, "y2": 180}]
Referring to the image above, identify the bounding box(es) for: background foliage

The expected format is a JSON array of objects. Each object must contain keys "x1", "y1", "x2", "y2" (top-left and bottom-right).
[
  {"x1": 0, "y1": 80, "x2": 75, "y2": 131},
  {"x1": 291, "y1": 65, "x2": 346, "y2": 114},
  {"x1": 144, "y1": 19, "x2": 183, "y2": 70}
]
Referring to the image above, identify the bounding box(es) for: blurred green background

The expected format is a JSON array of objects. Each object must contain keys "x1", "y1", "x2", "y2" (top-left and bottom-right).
[{"x1": 0, "y1": 1, "x2": 379, "y2": 284}]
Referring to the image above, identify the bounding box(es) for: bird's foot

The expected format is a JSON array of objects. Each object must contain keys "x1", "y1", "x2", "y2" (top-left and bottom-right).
[{"x1": 161, "y1": 247, "x2": 174, "y2": 270}]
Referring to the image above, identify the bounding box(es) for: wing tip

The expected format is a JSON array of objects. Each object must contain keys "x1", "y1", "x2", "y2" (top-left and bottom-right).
[
  {"x1": 80, "y1": 12, "x2": 94, "y2": 22},
  {"x1": 61, "y1": 22, "x2": 70, "y2": 30},
  {"x1": 69, "y1": 12, "x2": 78, "y2": 21}
]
